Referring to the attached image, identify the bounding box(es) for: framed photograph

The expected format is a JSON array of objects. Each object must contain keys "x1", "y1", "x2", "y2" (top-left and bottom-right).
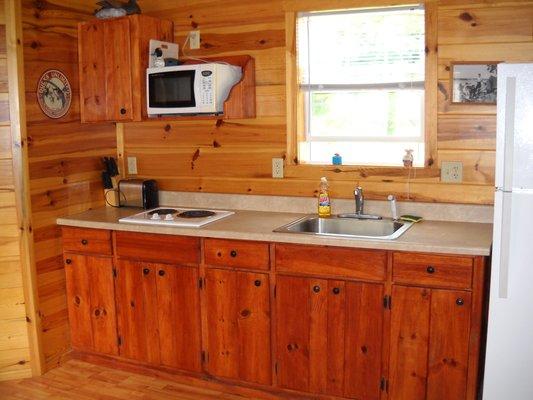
[{"x1": 451, "y1": 63, "x2": 498, "y2": 104}]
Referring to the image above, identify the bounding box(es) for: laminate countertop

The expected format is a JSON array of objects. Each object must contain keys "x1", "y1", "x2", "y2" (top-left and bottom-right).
[{"x1": 56, "y1": 206, "x2": 493, "y2": 256}]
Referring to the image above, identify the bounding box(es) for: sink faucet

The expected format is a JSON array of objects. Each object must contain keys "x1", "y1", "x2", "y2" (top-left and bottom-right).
[
  {"x1": 338, "y1": 186, "x2": 382, "y2": 220},
  {"x1": 354, "y1": 187, "x2": 364, "y2": 215}
]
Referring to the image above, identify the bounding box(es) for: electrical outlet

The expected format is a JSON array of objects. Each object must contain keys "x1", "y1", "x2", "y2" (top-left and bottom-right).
[
  {"x1": 441, "y1": 161, "x2": 463, "y2": 183},
  {"x1": 272, "y1": 158, "x2": 284, "y2": 178},
  {"x1": 189, "y1": 30, "x2": 200, "y2": 49},
  {"x1": 127, "y1": 156, "x2": 138, "y2": 175}
]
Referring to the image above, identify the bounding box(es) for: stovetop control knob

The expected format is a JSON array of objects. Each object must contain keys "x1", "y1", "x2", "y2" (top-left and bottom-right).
[
  {"x1": 164, "y1": 214, "x2": 174, "y2": 221},
  {"x1": 151, "y1": 212, "x2": 160, "y2": 220}
]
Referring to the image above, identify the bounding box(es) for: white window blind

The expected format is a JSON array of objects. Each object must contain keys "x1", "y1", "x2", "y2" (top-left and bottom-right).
[{"x1": 297, "y1": 5, "x2": 426, "y2": 166}]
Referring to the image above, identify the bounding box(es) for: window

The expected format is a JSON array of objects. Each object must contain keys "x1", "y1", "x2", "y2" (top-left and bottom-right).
[{"x1": 296, "y1": 5, "x2": 426, "y2": 167}]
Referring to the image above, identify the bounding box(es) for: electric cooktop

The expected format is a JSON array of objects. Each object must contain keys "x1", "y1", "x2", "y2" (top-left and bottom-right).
[{"x1": 118, "y1": 207, "x2": 234, "y2": 228}]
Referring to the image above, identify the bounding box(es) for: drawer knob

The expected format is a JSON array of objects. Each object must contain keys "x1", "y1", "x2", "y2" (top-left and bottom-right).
[
  {"x1": 65, "y1": 259, "x2": 72, "y2": 265},
  {"x1": 94, "y1": 309, "x2": 101, "y2": 317},
  {"x1": 81, "y1": 239, "x2": 88, "y2": 245},
  {"x1": 426, "y1": 266, "x2": 435, "y2": 274},
  {"x1": 120, "y1": 108, "x2": 127, "y2": 115},
  {"x1": 254, "y1": 280, "x2": 261, "y2": 287},
  {"x1": 313, "y1": 285, "x2": 321, "y2": 293},
  {"x1": 158, "y1": 270, "x2": 165, "y2": 276},
  {"x1": 142, "y1": 268, "x2": 150, "y2": 275},
  {"x1": 456, "y1": 298, "x2": 464, "y2": 306},
  {"x1": 332, "y1": 287, "x2": 340, "y2": 295},
  {"x1": 230, "y1": 250, "x2": 237, "y2": 258}
]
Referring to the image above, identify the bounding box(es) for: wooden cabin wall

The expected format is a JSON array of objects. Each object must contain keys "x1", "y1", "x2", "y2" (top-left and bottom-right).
[
  {"x1": 21, "y1": 0, "x2": 116, "y2": 372},
  {"x1": 121, "y1": 0, "x2": 533, "y2": 205},
  {"x1": 0, "y1": 0, "x2": 32, "y2": 381}
]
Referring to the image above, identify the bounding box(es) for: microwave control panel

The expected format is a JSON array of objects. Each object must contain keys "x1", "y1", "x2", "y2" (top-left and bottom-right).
[{"x1": 200, "y1": 70, "x2": 214, "y2": 106}]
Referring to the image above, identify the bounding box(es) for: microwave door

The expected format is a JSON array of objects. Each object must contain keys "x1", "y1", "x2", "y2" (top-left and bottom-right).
[{"x1": 149, "y1": 70, "x2": 196, "y2": 110}]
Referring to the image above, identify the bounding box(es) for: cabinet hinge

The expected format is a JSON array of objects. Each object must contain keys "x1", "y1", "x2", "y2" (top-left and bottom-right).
[
  {"x1": 383, "y1": 295, "x2": 392, "y2": 310},
  {"x1": 117, "y1": 336, "x2": 122, "y2": 346}
]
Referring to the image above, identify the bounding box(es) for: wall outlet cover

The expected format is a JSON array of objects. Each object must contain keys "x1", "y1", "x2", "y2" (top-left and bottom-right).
[
  {"x1": 189, "y1": 31, "x2": 200, "y2": 50},
  {"x1": 127, "y1": 156, "x2": 138, "y2": 175},
  {"x1": 272, "y1": 158, "x2": 284, "y2": 178},
  {"x1": 441, "y1": 161, "x2": 463, "y2": 183}
]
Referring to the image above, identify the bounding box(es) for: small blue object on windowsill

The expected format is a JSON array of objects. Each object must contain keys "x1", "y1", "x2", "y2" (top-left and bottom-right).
[{"x1": 332, "y1": 153, "x2": 342, "y2": 165}]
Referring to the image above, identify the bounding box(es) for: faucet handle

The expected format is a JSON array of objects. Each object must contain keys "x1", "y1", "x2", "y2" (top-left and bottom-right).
[{"x1": 387, "y1": 194, "x2": 398, "y2": 221}]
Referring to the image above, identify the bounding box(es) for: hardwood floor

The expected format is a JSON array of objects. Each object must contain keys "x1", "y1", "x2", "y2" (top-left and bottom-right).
[{"x1": 0, "y1": 359, "x2": 261, "y2": 399}]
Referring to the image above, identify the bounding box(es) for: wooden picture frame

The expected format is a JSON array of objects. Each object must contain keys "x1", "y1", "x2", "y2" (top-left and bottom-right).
[{"x1": 450, "y1": 62, "x2": 499, "y2": 104}]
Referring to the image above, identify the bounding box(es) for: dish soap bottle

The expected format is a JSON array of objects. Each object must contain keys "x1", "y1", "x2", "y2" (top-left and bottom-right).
[{"x1": 318, "y1": 177, "x2": 331, "y2": 217}]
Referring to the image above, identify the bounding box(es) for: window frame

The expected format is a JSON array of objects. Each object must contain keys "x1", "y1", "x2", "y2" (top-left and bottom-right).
[{"x1": 285, "y1": 0, "x2": 438, "y2": 172}]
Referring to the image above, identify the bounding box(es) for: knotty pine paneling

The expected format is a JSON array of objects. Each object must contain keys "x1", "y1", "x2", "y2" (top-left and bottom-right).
[
  {"x1": 0, "y1": 0, "x2": 31, "y2": 381},
  {"x1": 119, "y1": 0, "x2": 533, "y2": 205},
  {"x1": 21, "y1": 0, "x2": 116, "y2": 372}
]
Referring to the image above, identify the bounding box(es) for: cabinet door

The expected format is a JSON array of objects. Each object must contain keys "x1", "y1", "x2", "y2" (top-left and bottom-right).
[
  {"x1": 156, "y1": 264, "x2": 201, "y2": 372},
  {"x1": 103, "y1": 18, "x2": 133, "y2": 121},
  {"x1": 115, "y1": 260, "x2": 160, "y2": 364},
  {"x1": 204, "y1": 268, "x2": 271, "y2": 385},
  {"x1": 276, "y1": 275, "x2": 384, "y2": 399},
  {"x1": 64, "y1": 254, "x2": 117, "y2": 355},
  {"x1": 78, "y1": 21, "x2": 107, "y2": 122},
  {"x1": 389, "y1": 286, "x2": 472, "y2": 400}
]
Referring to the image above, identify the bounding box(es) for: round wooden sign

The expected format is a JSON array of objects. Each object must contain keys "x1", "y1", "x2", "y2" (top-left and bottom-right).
[{"x1": 37, "y1": 69, "x2": 72, "y2": 119}]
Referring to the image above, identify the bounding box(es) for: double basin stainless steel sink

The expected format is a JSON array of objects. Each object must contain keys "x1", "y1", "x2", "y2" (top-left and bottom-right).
[{"x1": 274, "y1": 215, "x2": 413, "y2": 240}]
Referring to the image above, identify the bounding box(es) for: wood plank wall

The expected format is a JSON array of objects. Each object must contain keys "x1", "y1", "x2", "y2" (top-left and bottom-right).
[
  {"x1": 0, "y1": 0, "x2": 32, "y2": 381},
  {"x1": 21, "y1": 0, "x2": 116, "y2": 372},
  {"x1": 120, "y1": 0, "x2": 533, "y2": 205}
]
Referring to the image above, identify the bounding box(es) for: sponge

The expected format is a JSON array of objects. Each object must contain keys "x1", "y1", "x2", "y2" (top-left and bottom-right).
[{"x1": 399, "y1": 215, "x2": 423, "y2": 223}]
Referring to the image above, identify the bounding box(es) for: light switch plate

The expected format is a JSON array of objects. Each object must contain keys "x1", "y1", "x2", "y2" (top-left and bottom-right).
[
  {"x1": 189, "y1": 31, "x2": 200, "y2": 49},
  {"x1": 272, "y1": 158, "x2": 284, "y2": 178},
  {"x1": 127, "y1": 156, "x2": 138, "y2": 175},
  {"x1": 441, "y1": 161, "x2": 463, "y2": 183}
]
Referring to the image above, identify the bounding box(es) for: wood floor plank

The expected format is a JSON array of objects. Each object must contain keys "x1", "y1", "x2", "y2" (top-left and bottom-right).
[{"x1": 0, "y1": 359, "x2": 264, "y2": 399}]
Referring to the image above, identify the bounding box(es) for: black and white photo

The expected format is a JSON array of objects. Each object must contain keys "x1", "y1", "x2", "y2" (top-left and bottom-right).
[{"x1": 451, "y1": 63, "x2": 498, "y2": 104}]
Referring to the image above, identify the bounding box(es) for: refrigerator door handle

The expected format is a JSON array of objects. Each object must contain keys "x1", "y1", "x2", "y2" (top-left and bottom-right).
[
  {"x1": 498, "y1": 193, "x2": 512, "y2": 298},
  {"x1": 502, "y1": 77, "x2": 516, "y2": 192}
]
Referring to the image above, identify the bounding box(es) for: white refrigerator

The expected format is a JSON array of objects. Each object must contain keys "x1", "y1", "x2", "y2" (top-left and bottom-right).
[{"x1": 483, "y1": 63, "x2": 533, "y2": 399}]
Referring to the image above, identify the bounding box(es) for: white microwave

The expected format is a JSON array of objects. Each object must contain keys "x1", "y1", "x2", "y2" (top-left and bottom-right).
[{"x1": 146, "y1": 63, "x2": 242, "y2": 116}]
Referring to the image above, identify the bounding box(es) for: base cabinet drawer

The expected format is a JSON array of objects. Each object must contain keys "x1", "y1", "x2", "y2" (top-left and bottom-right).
[
  {"x1": 204, "y1": 238, "x2": 270, "y2": 270},
  {"x1": 115, "y1": 231, "x2": 200, "y2": 264},
  {"x1": 62, "y1": 227, "x2": 112, "y2": 255},
  {"x1": 393, "y1": 252, "x2": 474, "y2": 289}
]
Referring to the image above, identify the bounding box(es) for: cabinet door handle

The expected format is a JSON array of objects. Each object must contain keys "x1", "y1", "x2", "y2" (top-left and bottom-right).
[
  {"x1": 312, "y1": 285, "x2": 320, "y2": 293},
  {"x1": 426, "y1": 266, "x2": 435, "y2": 274},
  {"x1": 254, "y1": 280, "x2": 261, "y2": 287},
  {"x1": 120, "y1": 108, "x2": 126, "y2": 115},
  {"x1": 81, "y1": 239, "x2": 88, "y2": 245},
  {"x1": 230, "y1": 250, "x2": 237, "y2": 258},
  {"x1": 65, "y1": 259, "x2": 72, "y2": 265},
  {"x1": 142, "y1": 268, "x2": 150, "y2": 275},
  {"x1": 332, "y1": 287, "x2": 340, "y2": 295},
  {"x1": 456, "y1": 298, "x2": 464, "y2": 306},
  {"x1": 158, "y1": 270, "x2": 165, "y2": 276}
]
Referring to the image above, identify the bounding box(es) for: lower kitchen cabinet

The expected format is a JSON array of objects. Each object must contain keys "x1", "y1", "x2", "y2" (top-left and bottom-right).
[
  {"x1": 276, "y1": 275, "x2": 384, "y2": 399},
  {"x1": 115, "y1": 259, "x2": 202, "y2": 372},
  {"x1": 204, "y1": 268, "x2": 272, "y2": 385},
  {"x1": 389, "y1": 285, "x2": 472, "y2": 400},
  {"x1": 64, "y1": 253, "x2": 118, "y2": 355}
]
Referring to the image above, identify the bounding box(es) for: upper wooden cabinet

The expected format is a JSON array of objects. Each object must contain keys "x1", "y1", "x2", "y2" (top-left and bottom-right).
[{"x1": 78, "y1": 15, "x2": 173, "y2": 123}]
